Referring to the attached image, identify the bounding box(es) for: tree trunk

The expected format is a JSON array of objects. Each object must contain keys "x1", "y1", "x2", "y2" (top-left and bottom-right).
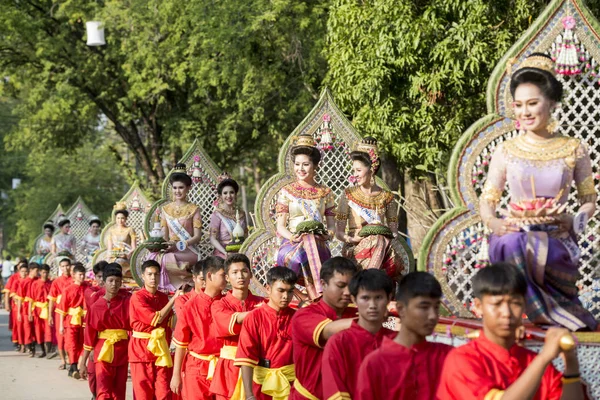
[{"x1": 402, "y1": 173, "x2": 443, "y2": 259}]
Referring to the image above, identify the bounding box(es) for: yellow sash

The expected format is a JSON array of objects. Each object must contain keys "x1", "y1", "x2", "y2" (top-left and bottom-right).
[
  {"x1": 253, "y1": 364, "x2": 296, "y2": 400},
  {"x1": 293, "y1": 379, "x2": 319, "y2": 400},
  {"x1": 97, "y1": 329, "x2": 129, "y2": 363},
  {"x1": 188, "y1": 351, "x2": 218, "y2": 380},
  {"x1": 68, "y1": 307, "x2": 85, "y2": 326},
  {"x1": 132, "y1": 328, "x2": 173, "y2": 367},
  {"x1": 219, "y1": 346, "x2": 245, "y2": 400},
  {"x1": 34, "y1": 302, "x2": 49, "y2": 320}
]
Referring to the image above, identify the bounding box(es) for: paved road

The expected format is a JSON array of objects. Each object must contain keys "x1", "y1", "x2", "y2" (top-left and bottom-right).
[{"x1": 0, "y1": 309, "x2": 133, "y2": 400}]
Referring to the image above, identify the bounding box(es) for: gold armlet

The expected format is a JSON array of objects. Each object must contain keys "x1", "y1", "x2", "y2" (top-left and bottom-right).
[{"x1": 561, "y1": 376, "x2": 581, "y2": 385}]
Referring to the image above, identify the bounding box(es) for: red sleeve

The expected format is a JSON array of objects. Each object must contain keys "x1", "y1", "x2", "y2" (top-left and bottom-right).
[
  {"x1": 56, "y1": 286, "x2": 71, "y2": 316},
  {"x1": 84, "y1": 304, "x2": 99, "y2": 352},
  {"x1": 48, "y1": 280, "x2": 60, "y2": 302},
  {"x1": 131, "y1": 292, "x2": 161, "y2": 327},
  {"x1": 355, "y1": 353, "x2": 384, "y2": 400},
  {"x1": 16, "y1": 280, "x2": 26, "y2": 299},
  {"x1": 211, "y1": 299, "x2": 241, "y2": 338},
  {"x1": 292, "y1": 307, "x2": 332, "y2": 349},
  {"x1": 436, "y1": 349, "x2": 497, "y2": 400},
  {"x1": 541, "y1": 364, "x2": 563, "y2": 400},
  {"x1": 172, "y1": 303, "x2": 191, "y2": 349},
  {"x1": 3, "y1": 276, "x2": 12, "y2": 294},
  {"x1": 322, "y1": 334, "x2": 352, "y2": 399},
  {"x1": 234, "y1": 310, "x2": 260, "y2": 367}
]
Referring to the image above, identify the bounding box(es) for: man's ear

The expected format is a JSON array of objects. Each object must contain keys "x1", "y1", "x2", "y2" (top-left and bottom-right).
[{"x1": 473, "y1": 297, "x2": 483, "y2": 319}]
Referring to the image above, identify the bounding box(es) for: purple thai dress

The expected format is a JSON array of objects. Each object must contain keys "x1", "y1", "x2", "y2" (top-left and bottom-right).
[{"x1": 482, "y1": 135, "x2": 597, "y2": 331}]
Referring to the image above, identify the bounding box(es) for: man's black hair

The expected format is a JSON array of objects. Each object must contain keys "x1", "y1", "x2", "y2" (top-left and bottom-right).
[
  {"x1": 192, "y1": 260, "x2": 204, "y2": 276},
  {"x1": 103, "y1": 265, "x2": 123, "y2": 281},
  {"x1": 472, "y1": 263, "x2": 527, "y2": 299},
  {"x1": 141, "y1": 259, "x2": 161, "y2": 273},
  {"x1": 266, "y1": 267, "x2": 298, "y2": 287},
  {"x1": 72, "y1": 264, "x2": 86, "y2": 275},
  {"x1": 28, "y1": 262, "x2": 40, "y2": 270},
  {"x1": 19, "y1": 263, "x2": 29, "y2": 270},
  {"x1": 40, "y1": 264, "x2": 51, "y2": 273},
  {"x1": 396, "y1": 272, "x2": 442, "y2": 304},
  {"x1": 93, "y1": 260, "x2": 109, "y2": 275},
  {"x1": 224, "y1": 253, "x2": 252, "y2": 275},
  {"x1": 203, "y1": 256, "x2": 225, "y2": 279},
  {"x1": 349, "y1": 269, "x2": 394, "y2": 298},
  {"x1": 320, "y1": 257, "x2": 358, "y2": 284}
]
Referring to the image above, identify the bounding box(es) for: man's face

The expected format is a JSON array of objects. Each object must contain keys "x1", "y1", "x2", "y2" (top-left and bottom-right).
[
  {"x1": 104, "y1": 275, "x2": 122, "y2": 296},
  {"x1": 19, "y1": 267, "x2": 28, "y2": 278},
  {"x1": 142, "y1": 266, "x2": 160, "y2": 289},
  {"x1": 322, "y1": 272, "x2": 353, "y2": 310},
  {"x1": 59, "y1": 261, "x2": 71, "y2": 276},
  {"x1": 40, "y1": 270, "x2": 49, "y2": 281},
  {"x1": 72, "y1": 271, "x2": 85, "y2": 284},
  {"x1": 353, "y1": 288, "x2": 390, "y2": 324},
  {"x1": 398, "y1": 296, "x2": 441, "y2": 338},
  {"x1": 267, "y1": 280, "x2": 294, "y2": 310},
  {"x1": 95, "y1": 271, "x2": 104, "y2": 286},
  {"x1": 29, "y1": 268, "x2": 39, "y2": 278},
  {"x1": 207, "y1": 269, "x2": 227, "y2": 292},
  {"x1": 474, "y1": 294, "x2": 524, "y2": 340},
  {"x1": 226, "y1": 262, "x2": 251, "y2": 290},
  {"x1": 193, "y1": 273, "x2": 206, "y2": 290}
]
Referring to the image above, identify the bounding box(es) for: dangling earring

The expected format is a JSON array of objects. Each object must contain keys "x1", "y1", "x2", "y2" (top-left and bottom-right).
[
  {"x1": 547, "y1": 117, "x2": 558, "y2": 135},
  {"x1": 515, "y1": 120, "x2": 521, "y2": 130},
  {"x1": 370, "y1": 176, "x2": 375, "y2": 186}
]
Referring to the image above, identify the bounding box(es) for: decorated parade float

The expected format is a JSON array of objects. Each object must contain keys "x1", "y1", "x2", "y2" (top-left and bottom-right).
[
  {"x1": 91, "y1": 182, "x2": 151, "y2": 283},
  {"x1": 420, "y1": 0, "x2": 600, "y2": 395},
  {"x1": 29, "y1": 204, "x2": 64, "y2": 265}
]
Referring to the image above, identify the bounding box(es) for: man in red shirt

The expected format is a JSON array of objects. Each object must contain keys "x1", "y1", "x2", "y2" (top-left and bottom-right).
[
  {"x1": 57, "y1": 263, "x2": 88, "y2": 378},
  {"x1": 12, "y1": 262, "x2": 29, "y2": 352},
  {"x1": 48, "y1": 257, "x2": 72, "y2": 364},
  {"x1": 355, "y1": 272, "x2": 452, "y2": 400},
  {"x1": 18, "y1": 262, "x2": 39, "y2": 357},
  {"x1": 29, "y1": 263, "x2": 53, "y2": 358},
  {"x1": 210, "y1": 254, "x2": 264, "y2": 400},
  {"x1": 171, "y1": 256, "x2": 227, "y2": 399},
  {"x1": 437, "y1": 263, "x2": 584, "y2": 400},
  {"x1": 129, "y1": 259, "x2": 181, "y2": 400},
  {"x1": 174, "y1": 260, "x2": 207, "y2": 317},
  {"x1": 322, "y1": 269, "x2": 397, "y2": 400},
  {"x1": 2, "y1": 263, "x2": 19, "y2": 350},
  {"x1": 290, "y1": 256, "x2": 358, "y2": 400},
  {"x1": 235, "y1": 267, "x2": 297, "y2": 400},
  {"x1": 80, "y1": 265, "x2": 131, "y2": 400}
]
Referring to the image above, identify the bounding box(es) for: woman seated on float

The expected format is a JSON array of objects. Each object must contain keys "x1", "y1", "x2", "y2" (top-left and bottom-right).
[
  {"x1": 276, "y1": 133, "x2": 336, "y2": 300},
  {"x1": 107, "y1": 205, "x2": 137, "y2": 277},
  {"x1": 209, "y1": 174, "x2": 248, "y2": 259}
]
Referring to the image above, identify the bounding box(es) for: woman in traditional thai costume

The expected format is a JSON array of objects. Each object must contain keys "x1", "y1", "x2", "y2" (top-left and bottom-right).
[
  {"x1": 80, "y1": 216, "x2": 101, "y2": 267},
  {"x1": 480, "y1": 53, "x2": 597, "y2": 331},
  {"x1": 31, "y1": 222, "x2": 55, "y2": 264},
  {"x1": 276, "y1": 133, "x2": 336, "y2": 299},
  {"x1": 107, "y1": 207, "x2": 137, "y2": 277},
  {"x1": 51, "y1": 217, "x2": 76, "y2": 257},
  {"x1": 335, "y1": 138, "x2": 401, "y2": 279},
  {"x1": 157, "y1": 163, "x2": 202, "y2": 291},
  {"x1": 209, "y1": 174, "x2": 248, "y2": 258}
]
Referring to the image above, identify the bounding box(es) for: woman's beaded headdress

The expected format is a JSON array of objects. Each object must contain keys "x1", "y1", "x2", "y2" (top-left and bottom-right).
[
  {"x1": 354, "y1": 138, "x2": 380, "y2": 172},
  {"x1": 292, "y1": 133, "x2": 317, "y2": 148},
  {"x1": 507, "y1": 55, "x2": 556, "y2": 77},
  {"x1": 217, "y1": 172, "x2": 232, "y2": 184},
  {"x1": 172, "y1": 164, "x2": 188, "y2": 174},
  {"x1": 113, "y1": 201, "x2": 127, "y2": 211}
]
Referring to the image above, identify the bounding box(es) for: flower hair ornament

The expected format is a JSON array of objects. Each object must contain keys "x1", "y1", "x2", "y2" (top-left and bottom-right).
[
  {"x1": 217, "y1": 172, "x2": 232, "y2": 184},
  {"x1": 354, "y1": 138, "x2": 380, "y2": 173}
]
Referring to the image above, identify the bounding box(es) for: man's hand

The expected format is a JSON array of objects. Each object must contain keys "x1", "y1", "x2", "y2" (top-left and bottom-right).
[
  {"x1": 78, "y1": 361, "x2": 88, "y2": 380},
  {"x1": 48, "y1": 315, "x2": 54, "y2": 327},
  {"x1": 540, "y1": 327, "x2": 570, "y2": 363},
  {"x1": 170, "y1": 374, "x2": 182, "y2": 395}
]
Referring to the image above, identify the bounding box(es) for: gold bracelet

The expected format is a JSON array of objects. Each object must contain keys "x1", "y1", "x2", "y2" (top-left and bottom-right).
[{"x1": 561, "y1": 376, "x2": 581, "y2": 385}]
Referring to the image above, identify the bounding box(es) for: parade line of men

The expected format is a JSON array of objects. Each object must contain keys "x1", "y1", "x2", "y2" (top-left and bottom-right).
[{"x1": 2, "y1": 255, "x2": 586, "y2": 400}]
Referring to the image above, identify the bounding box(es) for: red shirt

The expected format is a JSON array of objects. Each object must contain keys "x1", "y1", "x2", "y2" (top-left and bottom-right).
[
  {"x1": 128, "y1": 288, "x2": 172, "y2": 363},
  {"x1": 18, "y1": 276, "x2": 38, "y2": 313},
  {"x1": 436, "y1": 333, "x2": 563, "y2": 400},
  {"x1": 84, "y1": 285, "x2": 102, "y2": 308},
  {"x1": 84, "y1": 293, "x2": 131, "y2": 366},
  {"x1": 289, "y1": 301, "x2": 357, "y2": 400},
  {"x1": 3, "y1": 274, "x2": 17, "y2": 296},
  {"x1": 356, "y1": 337, "x2": 452, "y2": 400},
  {"x1": 174, "y1": 290, "x2": 197, "y2": 317},
  {"x1": 48, "y1": 274, "x2": 73, "y2": 306},
  {"x1": 322, "y1": 321, "x2": 396, "y2": 400},
  {"x1": 30, "y1": 279, "x2": 53, "y2": 317},
  {"x1": 210, "y1": 291, "x2": 265, "y2": 398},
  {"x1": 173, "y1": 290, "x2": 223, "y2": 355},
  {"x1": 235, "y1": 305, "x2": 295, "y2": 400},
  {"x1": 57, "y1": 283, "x2": 88, "y2": 325}
]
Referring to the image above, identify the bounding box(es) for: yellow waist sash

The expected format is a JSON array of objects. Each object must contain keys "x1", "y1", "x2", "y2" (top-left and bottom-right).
[
  {"x1": 293, "y1": 379, "x2": 319, "y2": 400},
  {"x1": 219, "y1": 346, "x2": 245, "y2": 400},
  {"x1": 132, "y1": 328, "x2": 173, "y2": 367},
  {"x1": 68, "y1": 307, "x2": 85, "y2": 326},
  {"x1": 188, "y1": 351, "x2": 218, "y2": 380},
  {"x1": 219, "y1": 345, "x2": 238, "y2": 360},
  {"x1": 97, "y1": 329, "x2": 129, "y2": 363},
  {"x1": 34, "y1": 302, "x2": 49, "y2": 320},
  {"x1": 253, "y1": 364, "x2": 296, "y2": 400}
]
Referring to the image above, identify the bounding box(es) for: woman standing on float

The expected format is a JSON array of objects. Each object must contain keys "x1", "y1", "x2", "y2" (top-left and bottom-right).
[
  {"x1": 31, "y1": 222, "x2": 55, "y2": 264},
  {"x1": 106, "y1": 206, "x2": 137, "y2": 277},
  {"x1": 81, "y1": 216, "x2": 101, "y2": 267},
  {"x1": 276, "y1": 133, "x2": 336, "y2": 299},
  {"x1": 51, "y1": 217, "x2": 76, "y2": 256},
  {"x1": 335, "y1": 137, "x2": 401, "y2": 279},
  {"x1": 157, "y1": 163, "x2": 202, "y2": 291},
  {"x1": 209, "y1": 174, "x2": 248, "y2": 258},
  {"x1": 480, "y1": 53, "x2": 597, "y2": 331}
]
